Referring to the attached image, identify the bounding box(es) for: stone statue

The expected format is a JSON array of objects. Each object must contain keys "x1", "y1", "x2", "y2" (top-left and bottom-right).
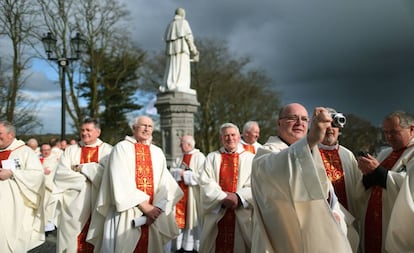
[{"x1": 160, "y1": 8, "x2": 199, "y2": 94}]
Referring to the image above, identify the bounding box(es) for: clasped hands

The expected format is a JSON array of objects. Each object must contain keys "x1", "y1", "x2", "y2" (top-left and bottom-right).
[
  {"x1": 139, "y1": 201, "x2": 163, "y2": 225},
  {"x1": 221, "y1": 192, "x2": 239, "y2": 210}
]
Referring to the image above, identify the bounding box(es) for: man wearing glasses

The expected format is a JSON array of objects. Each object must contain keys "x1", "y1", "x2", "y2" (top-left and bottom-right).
[
  {"x1": 255, "y1": 103, "x2": 310, "y2": 157},
  {"x1": 357, "y1": 111, "x2": 414, "y2": 253},
  {"x1": 251, "y1": 104, "x2": 351, "y2": 252}
]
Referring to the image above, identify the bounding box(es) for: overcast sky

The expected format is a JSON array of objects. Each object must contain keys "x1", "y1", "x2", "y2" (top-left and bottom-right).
[{"x1": 20, "y1": 0, "x2": 414, "y2": 134}]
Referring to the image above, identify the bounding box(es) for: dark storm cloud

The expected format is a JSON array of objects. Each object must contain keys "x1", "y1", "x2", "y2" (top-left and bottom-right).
[
  {"x1": 124, "y1": 0, "x2": 414, "y2": 126},
  {"x1": 27, "y1": 0, "x2": 414, "y2": 133}
]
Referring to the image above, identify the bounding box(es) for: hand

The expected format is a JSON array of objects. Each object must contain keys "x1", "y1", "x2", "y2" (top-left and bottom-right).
[
  {"x1": 358, "y1": 154, "x2": 379, "y2": 175},
  {"x1": 0, "y1": 169, "x2": 14, "y2": 180},
  {"x1": 307, "y1": 107, "x2": 332, "y2": 148},
  {"x1": 44, "y1": 167, "x2": 51, "y2": 175},
  {"x1": 138, "y1": 201, "x2": 162, "y2": 225},
  {"x1": 71, "y1": 164, "x2": 82, "y2": 172},
  {"x1": 221, "y1": 192, "x2": 239, "y2": 209}
]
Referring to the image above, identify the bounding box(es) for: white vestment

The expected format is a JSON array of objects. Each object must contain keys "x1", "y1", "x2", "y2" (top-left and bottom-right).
[
  {"x1": 319, "y1": 143, "x2": 363, "y2": 252},
  {"x1": 0, "y1": 139, "x2": 45, "y2": 252},
  {"x1": 251, "y1": 138, "x2": 352, "y2": 253},
  {"x1": 240, "y1": 139, "x2": 262, "y2": 154},
  {"x1": 199, "y1": 146, "x2": 254, "y2": 253},
  {"x1": 255, "y1": 136, "x2": 289, "y2": 158},
  {"x1": 41, "y1": 155, "x2": 60, "y2": 227},
  {"x1": 385, "y1": 161, "x2": 414, "y2": 252},
  {"x1": 87, "y1": 136, "x2": 183, "y2": 253},
  {"x1": 356, "y1": 139, "x2": 414, "y2": 253},
  {"x1": 170, "y1": 148, "x2": 205, "y2": 251},
  {"x1": 51, "y1": 139, "x2": 112, "y2": 253},
  {"x1": 162, "y1": 14, "x2": 197, "y2": 93}
]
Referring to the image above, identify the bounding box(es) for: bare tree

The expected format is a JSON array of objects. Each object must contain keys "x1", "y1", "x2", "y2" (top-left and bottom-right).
[
  {"x1": 0, "y1": 0, "x2": 40, "y2": 129},
  {"x1": 37, "y1": 0, "x2": 136, "y2": 133}
]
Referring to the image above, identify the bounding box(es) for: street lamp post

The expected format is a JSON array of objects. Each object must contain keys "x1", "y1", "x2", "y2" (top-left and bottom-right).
[{"x1": 41, "y1": 32, "x2": 85, "y2": 140}]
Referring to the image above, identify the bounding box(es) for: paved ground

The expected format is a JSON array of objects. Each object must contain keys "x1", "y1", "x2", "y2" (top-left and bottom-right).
[{"x1": 28, "y1": 230, "x2": 56, "y2": 253}]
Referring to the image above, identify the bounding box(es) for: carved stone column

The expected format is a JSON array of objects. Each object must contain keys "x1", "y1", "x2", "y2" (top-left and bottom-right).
[{"x1": 155, "y1": 91, "x2": 199, "y2": 167}]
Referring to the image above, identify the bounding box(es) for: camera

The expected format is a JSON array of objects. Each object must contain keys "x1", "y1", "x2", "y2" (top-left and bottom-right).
[{"x1": 330, "y1": 112, "x2": 346, "y2": 128}]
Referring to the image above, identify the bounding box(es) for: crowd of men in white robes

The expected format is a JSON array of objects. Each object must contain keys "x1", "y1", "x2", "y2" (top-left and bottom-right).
[{"x1": 1, "y1": 103, "x2": 414, "y2": 253}]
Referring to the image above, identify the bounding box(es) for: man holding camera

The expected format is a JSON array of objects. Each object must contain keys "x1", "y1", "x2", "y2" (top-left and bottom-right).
[
  {"x1": 251, "y1": 104, "x2": 351, "y2": 252},
  {"x1": 318, "y1": 108, "x2": 362, "y2": 252}
]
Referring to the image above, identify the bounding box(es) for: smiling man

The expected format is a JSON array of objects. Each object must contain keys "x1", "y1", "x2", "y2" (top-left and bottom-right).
[
  {"x1": 51, "y1": 118, "x2": 113, "y2": 253},
  {"x1": 199, "y1": 123, "x2": 255, "y2": 253},
  {"x1": 251, "y1": 106, "x2": 351, "y2": 253},
  {"x1": 255, "y1": 103, "x2": 309, "y2": 157},
  {"x1": 318, "y1": 108, "x2": 362, "y2": 252},
  {"x1": 89, "y1": 115, "x2": 183, "y2": 253}
]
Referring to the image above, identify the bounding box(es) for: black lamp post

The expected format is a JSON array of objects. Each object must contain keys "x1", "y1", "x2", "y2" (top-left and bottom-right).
[{"x1": 41, "y1": 32, "x2": 85, "y2": 140}]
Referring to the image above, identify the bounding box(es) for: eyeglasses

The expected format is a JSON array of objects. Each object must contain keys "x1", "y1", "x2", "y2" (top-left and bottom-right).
[
  {"x1": 136, "y1": 124, "x2": 153, "y2": 129},
  {"x1": 279, "y1": 115, "x2": 310, "y2": 123}
]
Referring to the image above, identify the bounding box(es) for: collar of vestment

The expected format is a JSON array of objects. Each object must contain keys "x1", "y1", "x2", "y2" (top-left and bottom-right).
[
  {"x1": 219, "y1": 145, "x2": 245, "y2": 154},
  {"x1": 318, "y1": 143, "x2": 339, "y2": 151},
  {"x1": 125, "y1": 135, "x2": 151, "y2": 145},
  {"x1": 0, "y1": 139, "x2": 25, "y2": 152},
  {"x1": 185, "y1": 148, "x2": 200, "y2": 155},
  {"x1": 78, "y1": 138, "x2": 104, "y2": 148}
]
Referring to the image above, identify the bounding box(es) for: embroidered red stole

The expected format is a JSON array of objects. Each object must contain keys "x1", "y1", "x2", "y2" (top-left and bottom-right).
[
  {"x1": 134, "y1": 143, "x2": 154, "y2": 253},
  {"x1": 242, "y1": 143, "x2": 255, "y2": 154},
  {"x1": 319, "y1": 148, "x2": 348, "y2": 210},
  {"x1": 80, "y1": 146, "x2": 99, "y2": 164},
  {"x1": 215, "y1": 152, "x2": 239, "y2": 253},
  {"x1": 364, "y1": 148, "x2": 406, "y2": 253},
  {"x1": 175, "y1": 154, "x2": 192, "y2": 229},
  {"x1": 77, "y1": 145, "x2": 100, "y2": 253}
]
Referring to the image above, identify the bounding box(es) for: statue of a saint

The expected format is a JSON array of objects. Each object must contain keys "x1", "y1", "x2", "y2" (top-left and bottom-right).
[{"x1": 160, "y1": 8, "x2": 199, "y2": 94}]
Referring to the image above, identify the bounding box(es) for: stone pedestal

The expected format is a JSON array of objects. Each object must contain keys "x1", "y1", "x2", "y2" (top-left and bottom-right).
[{"x1": 155, "y1": 91, "x2": 199, "y2": 167}]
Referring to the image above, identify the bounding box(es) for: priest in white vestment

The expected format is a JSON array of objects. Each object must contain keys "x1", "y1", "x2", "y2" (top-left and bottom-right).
[
  {"x1": 240, "y1": 120, "x2": 262, "y2": 154},
  {"x1": 39, "y1": 143, "x2": 60, "y2": 232},
  {"x1": 385, "y1": 161, "x2": 414, "y2": 252},
  {"x1": 199, "y1": 123, "x2": 255, "y2": 253},
  {"x1": 87, "y1": 115, "x2": 183, "y2": 253},
  {"x1": 0, "y1": 121, "x2": 45, "y2": 252},
  {"x1": 318, "y1": 108, "x2": 362, "y2": 252},
  {"x1": 252, "y1": 106, "x2": 351, "y2": 253},
  {"x1": 357, "y1": 111, "x2": 414, "y2": 253},
  {"x1": 170, "y1": 135, "x2": 205, "y2": 252},
  {"x1": 51, "y1": 118, "x2": 112, "y2": 253}
]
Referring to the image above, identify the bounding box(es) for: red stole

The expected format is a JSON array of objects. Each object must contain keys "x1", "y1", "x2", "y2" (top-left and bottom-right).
[
  {"x1": 175, "y1": 153, "x2": 192, "y2": 229},
  {"x1": 0, "y1": 150, "x2": 12, "y2": 167},
  {"x1": 77, "y1": 145, "x2": 100, "y2": 253},
  {"x1": 242, "y1": 143, "x2": 255, "y2": 154},
  {"x1": 319, "y1": 148, "x2": 348, "y2": 210},
  {"x1": 364, "y1": 148, "x2": 406, "y2": 253},
  {"x1": 215, "y1": 152, "x2": 239, "y2": 253},
  {"x1": 134, "y1": 143, "x2": 154, "y2": 253},
  {"x1": 80, "y1": 146, "x2": 99, "y2": 164},
  {"x1": 0, "y1": 145, "x2": 25, "y2": 167}
]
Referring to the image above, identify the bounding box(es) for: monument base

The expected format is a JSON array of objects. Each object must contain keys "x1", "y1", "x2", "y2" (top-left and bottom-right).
[{"x1": 155, "y1": 91, "x2": 199, "y2": 167}]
